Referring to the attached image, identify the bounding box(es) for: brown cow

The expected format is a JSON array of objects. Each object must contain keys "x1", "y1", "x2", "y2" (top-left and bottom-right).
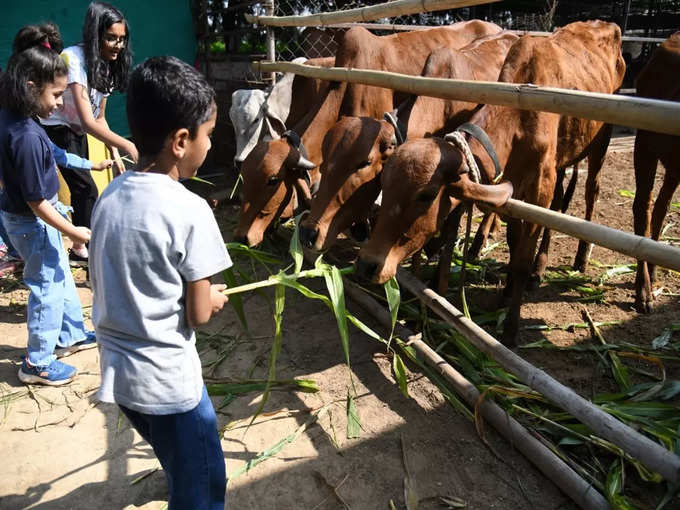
[
  {"x1": 632, "y1": 32, "x2": 680, "y2": 313},
  {"x1": 235, "y1": 21, "x2": 502, "y2": 246},
  {"x1": 298, "y1": 32, "x2": 519, "y2": 252},
  {"x1": 357, "y1": 21, "x2": 625, "y2": 346}
]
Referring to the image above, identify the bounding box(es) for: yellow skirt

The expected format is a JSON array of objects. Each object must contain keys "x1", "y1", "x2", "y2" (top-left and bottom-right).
[{"x1": 57, "y1": 134, "x2": 114, "y2": 204}]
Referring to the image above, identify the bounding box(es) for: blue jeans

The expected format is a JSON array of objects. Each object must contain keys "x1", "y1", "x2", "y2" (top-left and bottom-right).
[
  {"x1": 1, "y1": 208, "x2": 88, "y2": 368},
  {"x1": 119, "y1": 387, "x2": 227, "y2": 510},
  {"x1": 0, "y1": 206, "x2": 19, "y2": 259}
]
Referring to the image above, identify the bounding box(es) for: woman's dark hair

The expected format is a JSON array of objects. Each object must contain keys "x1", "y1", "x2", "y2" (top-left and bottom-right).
[
  {"x1": 13, "y1": 23, "x2": 64, "y2": 54},
  {"x1": 82, "y1": 2, "x2": 131, "y2": 93},
  {"x1": 127, "y1": 56, "x2": 215, "y2": 157},
  {"x1": 0, "y1": 43, "x2": 67, "y2": 116}
]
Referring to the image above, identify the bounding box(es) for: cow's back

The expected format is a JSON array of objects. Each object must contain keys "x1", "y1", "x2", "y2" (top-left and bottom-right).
[
  {"x1": 636, "y1": 31, "x2": 680, "y2": 101},
  {"x1": 287, "y1": 57, "x2": 335, "y2": 128},
  {"x1": 338, "y1": 21, "x2": 502, "y2": 117},
  {"x1": 491, "y1": 21, "x2": 624, "y2": 172},
  {"x1": 499, "y1": 21, "x2": 624, "y2": 93},
  {"x1": 635, "y1": 32, "x2": 680, "y2": 160}
]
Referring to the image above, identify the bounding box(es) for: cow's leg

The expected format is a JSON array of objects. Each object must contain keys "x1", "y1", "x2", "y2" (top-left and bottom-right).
[
  {"x1": 633, "y1": 132, "x2": 658, "y2": 313},
  {"x1": 432, "y1": 206, "x2": 463, "y2": 295},
  {"x1": 574, "y1": 125, "x2": 612, "y2": 272},
  {"x1": 501, "y1": 217, "x2": 521, "y2": 306},
  {"x1": 647, "y1": 165, "x2": 680, "y2": 285},
  {"x1": 502, "y1": 220, "x2": 542, "y2": 347},
  {"x1": 469, "y1": 212, "x2": 495, "y2": 260},
  {"x1": 530, "y1": 167, "x2": 567, "y2": 289}
]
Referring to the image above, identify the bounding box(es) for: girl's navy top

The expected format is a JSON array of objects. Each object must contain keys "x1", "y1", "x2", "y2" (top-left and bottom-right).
[{"x1": 0, "y1": 109, "x2": 60, "y2": 215}]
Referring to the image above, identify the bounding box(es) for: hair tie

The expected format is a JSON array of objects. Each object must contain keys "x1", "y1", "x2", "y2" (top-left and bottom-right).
[{"x1": 41, "y1": 40, "x2": 51, "y2": 49}]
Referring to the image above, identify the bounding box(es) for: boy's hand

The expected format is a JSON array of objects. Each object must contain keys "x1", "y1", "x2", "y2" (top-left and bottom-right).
[
  {"x1": 91, "y1": 159, "x2": 113, "y2": 171},
  {"x1": 210, "y1": 284, "x2": 228, "y2": 315},
  {"x1": 69, "y1": 226, "x2": 91, "y2": 244}
]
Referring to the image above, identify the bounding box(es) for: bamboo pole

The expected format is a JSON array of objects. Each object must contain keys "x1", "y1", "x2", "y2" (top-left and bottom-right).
[
  {"x1": 323, "y1": 23, "x2": 666, "y2": 42},
  {"x1": 245, "y1": 0, "x2": 499, "y2": 27},
  {"x1": 486, "y1": 198, "x2": 680, "y2": 272},
  {"x1": 395, "y1": 269, "x2": 680, "y2": 484},
  {"x1": 341, "y1": 278, "x2": 610, "y2": 510},
  {"x1": 251, "y1": 61, "x2": 680, "y2": 136}
]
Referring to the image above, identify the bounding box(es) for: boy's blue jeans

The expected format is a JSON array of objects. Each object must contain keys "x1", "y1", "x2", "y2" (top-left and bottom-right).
[
  {"x1": 0, "y1": 210, "x2": 19, "y2": 258},
  {"x1": 119, "y1": 386, "x2": 227, "y2": 510},
  {"x1": 1, "y1": 208, "x2": 89, "y2": 368}
]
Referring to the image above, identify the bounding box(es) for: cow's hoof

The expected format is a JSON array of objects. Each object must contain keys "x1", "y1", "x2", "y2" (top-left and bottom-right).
[
  {"x1": 634, "y1": 298, "x2": 654, "y2": 314},
  {"x1": 500, "y1": 330, "x2": 518, "y2": 348},
  {"x1": 349, "y1": 221, "x2": 370, "y2": 242},
  {"x1": 527, "y1": 273, "x2": 541, "y2": 291},
  {"x1": 573, "y1": 258, "x2": 587, "y2": 273}
]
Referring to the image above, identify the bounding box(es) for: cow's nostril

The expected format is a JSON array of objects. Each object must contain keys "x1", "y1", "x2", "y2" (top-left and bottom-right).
[
  {"x1": 299, "y1": 225, "x2": 319, "y2": 248},
  {"x1": 355, "y1": 258, "x2": 378, "y2": 281},
  {"x1": 234, "y1": 236, "x2": 248, "y2": 245}
]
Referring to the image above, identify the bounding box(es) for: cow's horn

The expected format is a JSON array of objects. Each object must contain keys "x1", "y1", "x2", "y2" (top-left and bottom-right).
[
  {"x1": 448, "y1": 173, "x2": 513, "y2": 208},
  {"x1": 296, "y1": 154, "x2": 316, "y2": 170}
]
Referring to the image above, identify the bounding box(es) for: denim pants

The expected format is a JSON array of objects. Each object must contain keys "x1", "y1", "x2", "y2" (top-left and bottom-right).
[
  {"x1": 119, "y1": 387, "x2": 227, "y2": 510},
  {"x1": 1, "y1": 207, "x2": 88, "y2": 367}
]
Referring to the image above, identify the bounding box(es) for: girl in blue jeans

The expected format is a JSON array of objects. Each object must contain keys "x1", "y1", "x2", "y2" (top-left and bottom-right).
[{"x1": 0, "y1": 30, "x2": 97, "y2": 386}]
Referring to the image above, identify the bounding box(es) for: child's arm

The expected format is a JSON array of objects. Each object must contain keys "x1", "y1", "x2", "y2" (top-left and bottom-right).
[
  {"x1": 27, "y1": 199, "x2": 90, "y2": 244},
  {"x1": 71, "y1": 85, "x2": 138, "y2": 162},
  {"x1": 50, "y1": 142, "x2": 113, "y2": 172},
  {"x1": 185, "y1": 279, "x2": 228, "y2": 328}
]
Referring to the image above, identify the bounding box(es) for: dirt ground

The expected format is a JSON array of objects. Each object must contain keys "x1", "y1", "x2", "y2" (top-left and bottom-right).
[{"x1": 0, "y1": 137, "x2": 678, "y2": 509}]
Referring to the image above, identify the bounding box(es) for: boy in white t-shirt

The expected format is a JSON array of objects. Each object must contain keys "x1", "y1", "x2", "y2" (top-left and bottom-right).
[{"x1": 89, "y1": 56, "x2": 230, "y2": 509}]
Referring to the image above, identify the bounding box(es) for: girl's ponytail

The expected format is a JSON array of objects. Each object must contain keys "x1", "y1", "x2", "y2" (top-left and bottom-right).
[
  {"x1": 12, "y1": 23, "x2": 64, "y2": 55},
  {"x1": 1, "y1": 26, "x2": 67, "y2": 116}
]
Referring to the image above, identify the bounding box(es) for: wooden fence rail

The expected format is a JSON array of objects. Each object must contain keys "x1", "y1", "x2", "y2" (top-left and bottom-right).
[
  {"x1": 322, "y1": 23, "x2": 667, "y2": 42},
  {"x1": 396, "y1": 270, "x2": 680, "y2": 484},
  {"x1": 251, "y1": 61, "x2": 680, "y2": 136},
  {"x1": 245, "y1": 0, "x2": 499, "y2": 26}
]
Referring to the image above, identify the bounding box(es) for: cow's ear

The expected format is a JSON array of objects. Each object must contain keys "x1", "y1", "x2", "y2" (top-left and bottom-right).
[{"x1": 379, "y1": 132, "x2": 398, "y2": 160}]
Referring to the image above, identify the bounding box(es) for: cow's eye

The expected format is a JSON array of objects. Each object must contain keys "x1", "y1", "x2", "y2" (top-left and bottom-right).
[
  {"x1": 267, "y1": 176, "x2": 281, "y2": 185},
  {"x1": 416, "y1": 190, "x2": 437, "y2": 203}
]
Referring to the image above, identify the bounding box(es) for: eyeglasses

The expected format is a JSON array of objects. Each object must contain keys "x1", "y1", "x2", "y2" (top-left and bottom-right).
[{"x1": 103, "y1": 34, "x2": 126, "y2": 47}]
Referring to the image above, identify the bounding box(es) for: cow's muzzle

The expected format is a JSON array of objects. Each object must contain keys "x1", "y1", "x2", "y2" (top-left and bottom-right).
[
  {"x1": 299, "y1": 224, "x2": 319, "y2": 249},
  {"x1": 355, "y1": 257, "x2": 379, "y2": 282}
]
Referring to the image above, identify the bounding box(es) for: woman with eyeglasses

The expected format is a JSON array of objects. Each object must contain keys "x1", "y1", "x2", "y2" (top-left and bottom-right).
[{"x1": 42, "y1": 2, "x2": 138, "y2": 264}]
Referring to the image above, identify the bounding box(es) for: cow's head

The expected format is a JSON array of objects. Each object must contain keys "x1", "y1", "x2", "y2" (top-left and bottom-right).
[
  {"x1": 299, "y1": 116, "x2": 397, "y2": 251},
  {"x1": 235, "y1": 134, "x2": 316, "y2": 246},
  {"x1": 356, "y1": 138, "x2": 512, "y2": 283},
  {"x1": 230, "y1": 89, "x2": 288, "y2": 166}
]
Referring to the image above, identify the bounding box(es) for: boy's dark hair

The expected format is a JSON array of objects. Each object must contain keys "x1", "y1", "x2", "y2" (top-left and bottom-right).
[
  {"x1": 0, "y1": 38, "x2": 67, "y2": 117},
  {"x1": 126, "y1": 56, "x2": 216, "y2": 158},
  {"x1": 83, "y1": 2, "x2": 131, "y2": 93},
  {"x1": 13, "y1": 23, "x2": 64, "y2": 54}
]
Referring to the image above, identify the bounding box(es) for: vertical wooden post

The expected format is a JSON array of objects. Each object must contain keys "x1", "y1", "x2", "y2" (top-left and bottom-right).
[
  {"x1": 622, "y1": 0, "x2": 632, "y2": 34},
  {"x1": 265, "y1": 0, "x2": 276, "y2": 85}
]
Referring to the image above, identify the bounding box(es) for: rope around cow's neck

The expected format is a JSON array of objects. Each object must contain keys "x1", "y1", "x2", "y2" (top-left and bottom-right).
[{"x1": 445, "y1": 131, "x2": 480, "y2": 319}]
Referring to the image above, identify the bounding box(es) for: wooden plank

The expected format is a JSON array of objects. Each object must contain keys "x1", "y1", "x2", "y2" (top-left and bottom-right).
[
  {"x1": 245, "y1": 0, "x2": 500, "y2": 27},
  {"x1": 252, "y1": 61, "x2": 680, "y2": 136}
]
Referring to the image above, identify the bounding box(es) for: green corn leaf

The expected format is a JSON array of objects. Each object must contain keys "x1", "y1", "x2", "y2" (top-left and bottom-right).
[
  {"x1": 617, "y1": 189, "x2": 635, "y2": 198},
  {"x1": 322, "y1": 263, "x2": 351, "y2": 370},
  {"x1": 393, "y1": 353, "x2": 409, "y2": 398},
  {"x1": 248, "y1": 284, "x2": 285, "y2": 429},
  {"x1": 188, "y1": 175, "x2": 215, "y2": 186},
  {"x1": 605, "y1": 460, "x2": 637, "y2": 510},
  {"x1": 222, "y1": 268, "x2": 247, "y2": 330},
  {"x1": 289, "y1": 213, "x2": 305, "y2": 274},
  {"x1": 207, "y1": 379, "x2": 319, "y2": 396},
  {"x1": 346, "y1": 391, "x2": 361, "y2": 439},
  {"x1": 384, "y1": 277, "x2": 401, "y2": 344}
]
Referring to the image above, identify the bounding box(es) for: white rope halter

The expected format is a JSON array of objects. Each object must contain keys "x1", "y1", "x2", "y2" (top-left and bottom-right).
[{"x1": 445, "y1": 131, "x2": 482, "y2": 184}]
